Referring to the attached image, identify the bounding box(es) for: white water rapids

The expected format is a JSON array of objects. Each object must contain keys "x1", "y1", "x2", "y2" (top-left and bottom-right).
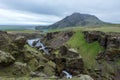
[
  {"x1": 27, "y1": 38, "x2": 49, "y2": 55},
  {"x1": 62, "y1": 70, "x2": 72, "y2": 79}
]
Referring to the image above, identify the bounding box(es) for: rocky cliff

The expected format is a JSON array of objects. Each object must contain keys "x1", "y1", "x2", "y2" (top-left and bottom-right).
[
  {"x1": 0, "y1": 30, "x2": 120, "y2": 80},
  {"x1": 0, "y1": 30, "x2": 86, "y2": 79},
  {"x1": 83, "y1": 31, "x2": 120, "y2": 80}
]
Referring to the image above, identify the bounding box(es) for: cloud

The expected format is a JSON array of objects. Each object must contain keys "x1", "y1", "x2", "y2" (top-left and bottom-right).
[
  {"x1": 0, "y1": 8, "x2": 61, "y2": 25},
  {"x1": 0, "y1": 0, "x2": 120, "y2": 24}
]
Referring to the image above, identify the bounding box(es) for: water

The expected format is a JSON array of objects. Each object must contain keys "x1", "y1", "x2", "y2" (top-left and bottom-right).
[
  {"x1": 62, "y1": 71, "x2": 72, "y2": 79},
  {"x1": 27, "y1": 38, "x2": 49, "y2": 55},
  {"x1": 27, "y1": 38, "x2": 40, "y2": 47}
]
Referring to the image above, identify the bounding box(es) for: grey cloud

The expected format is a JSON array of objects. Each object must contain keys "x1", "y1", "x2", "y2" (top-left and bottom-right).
[{"x1": 0, "y1": 0, "x2": 120, "y2": 24}]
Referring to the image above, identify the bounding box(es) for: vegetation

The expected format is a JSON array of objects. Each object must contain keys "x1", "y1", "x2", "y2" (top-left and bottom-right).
[
  {"x1": 7, "y1": 30, "x2": 41, "y2": 33},
  {"x1": 66, "y1": 31, "x2": 104, "y2": 68}
]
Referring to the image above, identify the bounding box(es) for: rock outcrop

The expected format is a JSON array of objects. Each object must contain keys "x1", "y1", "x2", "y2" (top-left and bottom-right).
[
  {"x1": 83, "y1": 31, "x2": 120, "y2": 49},
  {"x1": 83, "y1": 31, "x2": 120, "y2": 60},
  {"x1": 83, "y1": 31, "x2": 120, "y2": 80}
]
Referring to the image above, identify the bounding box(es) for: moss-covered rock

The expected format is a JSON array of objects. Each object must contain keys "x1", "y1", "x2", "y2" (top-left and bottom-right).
[
  {"x1": 12, "y1": 62, "x2": 30, "y2": 76},
  {"x1": 0, "y1": 50, "x2": 15, "y2": 66}
]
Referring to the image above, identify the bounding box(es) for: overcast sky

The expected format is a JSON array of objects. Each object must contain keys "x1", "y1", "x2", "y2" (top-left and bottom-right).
[{"x1": 0, "y1": 0, "x2": 120, "y2": 25}]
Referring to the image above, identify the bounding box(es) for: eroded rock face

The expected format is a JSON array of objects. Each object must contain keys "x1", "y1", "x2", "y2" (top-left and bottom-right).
[
  {"x1": 44, "y1": 31, "x2": 74, "y2": 49},
  {"x1": 83, "y1": 31, "x2": 105, "y2": 43},
  {"x1": 83, "y1": 31, "x2": 120, "y2": 60},
  {"x1": 83, "y1": 31, "x2": 120, "y2": 80},
  {"x1": 0, "y1": 50, "x2": 15, "y2": 66},
  {"x1": 83, "y1": 31, "x2": 120, "y2": 49},
  {"x1": 107, "y1": 35, "x2": 120, "y2": 49},
  {"x1": 97, "y1": 48, "x2": 120, "y2": 61}
]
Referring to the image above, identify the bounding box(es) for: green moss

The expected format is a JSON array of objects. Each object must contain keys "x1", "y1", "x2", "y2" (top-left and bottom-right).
[{"x1": 67, "y1": 31, "x2": 104, "y2": 69}]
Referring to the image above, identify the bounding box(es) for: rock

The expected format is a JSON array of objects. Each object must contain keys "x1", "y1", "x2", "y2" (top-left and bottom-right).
[
  {"x1": 54, "y1": 46, "x2": 84, "y2": 76},
  {"x1": 97, "y1": 49, "x2": 120, "y2": 61},
  {"x1": 9, "y1": 32, "x2": 43, "y2": 39},
  {"x1": 12, "y1": 62, "x2": 30, "y2": 76},
  {"x1": 0, "y1": 31, "x2": 12, "y2": 50},
  {"x1": 83, "y1": 31, "x2": 120, "y2": 49},
  {"x1": 0, "y1": 50, "x2": 15, "y2": 66},
  {"x1": 59, "y1": 46, "x2": 68, "y2": 55},
  {"x1": 104, "y1": 49, "x2": 120, "y2": 61},
  {"x1": 43, "y1": 61, "x2": 56, "y2": 76},
  {"x1": 107, "y1": 35, "x2": 120, "y2": 49},
  {"x1": 46, "y1": 33, "x2": 53, "y2": 40},
  {"x1": 30, "y1": 72, "x2": 40, "y2": 77},
  {"x1": 83, "y1": 31, "x2": 105, "y2": 43},
  {"x1": 45, "y1": 31, "x2": 74, "y2": 49},
  {"x1": 13, "y1": 36, "x2": 26, "y2": 49}
]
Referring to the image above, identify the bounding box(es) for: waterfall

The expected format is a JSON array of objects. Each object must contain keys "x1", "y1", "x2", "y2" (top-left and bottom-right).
[
  {"x1": 27, "y1": 38, "x2": 49, "y2": 55},
  {"x1": 62, "y1": 70, "x2": 72, "y2": 79}
]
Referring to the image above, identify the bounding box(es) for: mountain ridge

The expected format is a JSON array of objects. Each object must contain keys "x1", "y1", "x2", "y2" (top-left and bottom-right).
[{"x1": 35, "y1": 13, "x2": 111, "y2": 30}]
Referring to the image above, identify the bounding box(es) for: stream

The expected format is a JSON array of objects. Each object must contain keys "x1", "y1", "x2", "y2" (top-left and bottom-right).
[
  {"x1": 27, "y1": 38, "x2": 49, "y2": 55},
  {"x1": 27, "y1": 39, "x2": 73, "y2": 78}
]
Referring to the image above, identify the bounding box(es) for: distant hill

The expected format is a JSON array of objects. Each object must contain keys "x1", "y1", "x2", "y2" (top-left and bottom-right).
[{"x1": 36, "y1": 13, "x2": 111, "y2": 30}]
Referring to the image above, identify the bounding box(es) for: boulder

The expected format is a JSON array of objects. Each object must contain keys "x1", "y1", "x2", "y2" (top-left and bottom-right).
[{"x1": 0, "y1": 50, "x2": 15, "y2": 66}]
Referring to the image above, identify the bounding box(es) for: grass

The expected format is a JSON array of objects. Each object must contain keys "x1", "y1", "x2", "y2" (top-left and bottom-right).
[
  {"x1": 6, "y1": 30, "x2": 41, "y2": 34},
  {"x1": 66, "y1": 31, "x2": 104, "y2": 69},
  {"x1": 48, "y1": 25, "x2": 120, "y2": 33},
  {"x1": 84, "y1": 26, "x2": 120, "y2": 32}
]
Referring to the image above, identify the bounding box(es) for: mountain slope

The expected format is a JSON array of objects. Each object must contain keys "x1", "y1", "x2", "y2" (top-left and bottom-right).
[{"x1": 36, "y1": 13, "x2": 110, "y2": 30}]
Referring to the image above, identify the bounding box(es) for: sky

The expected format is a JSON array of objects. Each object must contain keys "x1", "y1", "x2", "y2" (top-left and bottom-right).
[{"x1": 0, "y1": 0, "x2": 120, "y2": 25}]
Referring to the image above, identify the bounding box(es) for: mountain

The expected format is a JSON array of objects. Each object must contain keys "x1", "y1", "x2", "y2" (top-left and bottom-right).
[{"x1": 36, "y1": 13, "x2": 110, "y2": 30}]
